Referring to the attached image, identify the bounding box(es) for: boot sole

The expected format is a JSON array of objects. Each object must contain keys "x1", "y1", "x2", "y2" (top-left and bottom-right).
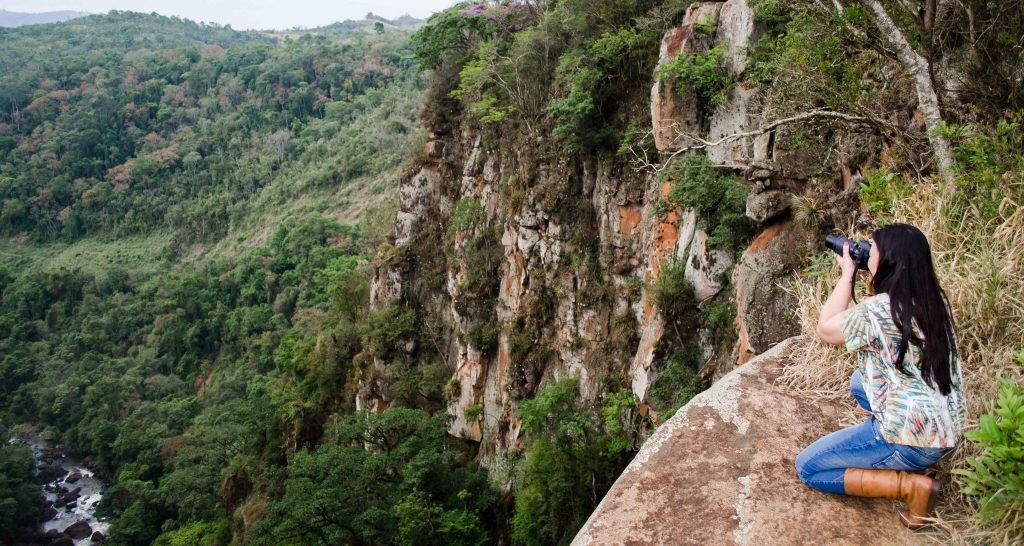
[{"x1": 899, "y1": 478, "x2": 941, "y2": 530}]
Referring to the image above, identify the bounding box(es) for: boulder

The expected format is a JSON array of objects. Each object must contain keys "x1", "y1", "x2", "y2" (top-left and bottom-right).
[
  {"x1": 574, "y1": 337, "x2": 930, "y2": 546},
  {"x1": 64, "y1": 520, "x2": 92, "y2": 539},
  {"x1": 64, "y1": 471, "x2": 82, "y2": 484},
  {"x1": 91, "y1": 530, "x2": 107, "y2": 543},
  {"x1": 745, "y1": 190, "x2": 791, "y2": 224},
  {"x1": 732, "y1": 221, "x2": 811, "y2": 367},
  {"x1": 42, "y1": 505, "x2": 58, "y2": 521},
  {"x1": 683, "y1": 230, "x2": 733, "y2": 301},
  {"x1": 48, "y1": 534, "x2": 74, "y2": 546},
  {"x1": 39, "y1": 464, "x2": 66, "y2": 483}
]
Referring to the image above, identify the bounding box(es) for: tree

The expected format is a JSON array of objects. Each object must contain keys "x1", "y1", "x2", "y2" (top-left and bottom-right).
[
  {"x1": 0, "y1": 424, "x2": 40, "y2": 542},
  {"x1": 858, "y1": 0, "x2": 956, "y2": 185}
]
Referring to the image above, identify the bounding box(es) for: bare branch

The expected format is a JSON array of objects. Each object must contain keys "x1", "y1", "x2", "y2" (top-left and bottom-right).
[{"x1": 641, "y1": 109, "x2": 872, "y2": 174}]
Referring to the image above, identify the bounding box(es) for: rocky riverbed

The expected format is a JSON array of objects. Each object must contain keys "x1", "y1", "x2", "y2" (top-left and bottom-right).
[{"x1": 31, "y1": 439, "x2": 110, "y2": 545}]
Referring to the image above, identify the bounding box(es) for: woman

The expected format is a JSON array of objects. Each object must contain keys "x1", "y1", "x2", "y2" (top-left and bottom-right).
[{"x1": 795, "y1": 223, "x2": 966, "y2": 529}]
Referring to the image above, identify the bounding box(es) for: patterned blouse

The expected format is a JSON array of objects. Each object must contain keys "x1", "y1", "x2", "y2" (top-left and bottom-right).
[{"x1": 842, "y1": 293, "x2": 966, "y2": 448}]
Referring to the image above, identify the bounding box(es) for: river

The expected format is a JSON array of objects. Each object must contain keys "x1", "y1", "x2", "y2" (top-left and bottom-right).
[{"x1": 30, "y1": 438, "x2": 110, "y2": 545}]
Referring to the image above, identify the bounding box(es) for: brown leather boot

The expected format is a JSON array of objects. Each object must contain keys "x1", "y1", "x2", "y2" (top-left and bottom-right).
[{"x1": 843, "y1": 468, "x2": 941, "y2": 530}]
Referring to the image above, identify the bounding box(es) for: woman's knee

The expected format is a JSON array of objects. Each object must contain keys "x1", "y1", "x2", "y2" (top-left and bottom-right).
[{"x1": 794, "y1": 446, "x2": 814, "y2": 483}]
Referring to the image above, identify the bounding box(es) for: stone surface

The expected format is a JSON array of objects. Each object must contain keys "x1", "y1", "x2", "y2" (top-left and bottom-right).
[
  {"x1": 707, "y1": 84, "x2": 758, "y2": 167},
  {"x1": 745, "y1": 189, "x2": 792, "y2": 224},
  {"x1": 732, "y1": 221, "x2": 810, "y2": 365},
  {"x1": 683, "y1": 229, "x2": 733, "y2": 301},
  {"x1": 64, "y1": 520, "x2": 92, "y2": 539},
  {"x1": 717, "y1": 0, "x2": 759, "y2": 77},
  {"x1": 651, "y1": 4, "x2": 723, "y2": 151},
  {"x1": 574, "y1": 337, "x2": 929, "y2": 546}
]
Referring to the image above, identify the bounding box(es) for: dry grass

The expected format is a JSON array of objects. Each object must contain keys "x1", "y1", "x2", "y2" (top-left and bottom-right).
[{"x1": 779, "y1": 183, "x2": 1024, "y2": 543}]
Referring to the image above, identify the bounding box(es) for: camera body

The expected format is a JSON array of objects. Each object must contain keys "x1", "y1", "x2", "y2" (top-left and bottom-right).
[{"x1": 825, "y1": 234, "x2": 871, "y2": 271}]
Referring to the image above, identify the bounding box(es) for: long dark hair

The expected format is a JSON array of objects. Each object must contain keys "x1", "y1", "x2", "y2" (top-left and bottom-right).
[{"x1": 870, "y1": 224, "x2": 958, "y2": 395}]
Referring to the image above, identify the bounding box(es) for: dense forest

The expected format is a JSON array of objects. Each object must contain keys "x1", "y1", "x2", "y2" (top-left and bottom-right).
[
  {"x1": 0, "y1": 7, "x2": 645, "y2": 545},
  {"x1": 1, "y1": 1, "x2": 1023, "y2": 545}
]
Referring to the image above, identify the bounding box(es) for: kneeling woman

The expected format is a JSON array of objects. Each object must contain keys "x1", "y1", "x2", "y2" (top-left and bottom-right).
[{"x1": 795, "y1": 223, "x2": 966, "y2": 529}]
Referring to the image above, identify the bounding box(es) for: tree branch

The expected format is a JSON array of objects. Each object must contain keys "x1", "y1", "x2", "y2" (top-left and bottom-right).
[{"x1": 635, "y1": 109, "x2": 871, "y2": 174}]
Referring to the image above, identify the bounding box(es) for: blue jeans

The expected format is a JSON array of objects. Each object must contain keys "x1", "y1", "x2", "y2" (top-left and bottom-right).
[{"x1": 795, "y1": 370, "x2": 952, "y2": 494}]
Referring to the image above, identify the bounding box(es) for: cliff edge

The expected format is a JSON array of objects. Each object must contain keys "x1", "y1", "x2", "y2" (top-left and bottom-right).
[{"x1": 573, "y1": 336, "x2": 929, "y2": 546}]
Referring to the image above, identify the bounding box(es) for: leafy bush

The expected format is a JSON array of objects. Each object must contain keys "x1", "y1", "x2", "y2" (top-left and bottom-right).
[
  {"x1": 954, "y1": 361, "x2": 1024, "y2": 543},
  {"x1": 0, "y1": 426, "x2": 40, "y2": 542},
  {"x1": 660, "y1": 44, "x2": 732, "y2": 107},
  {"x1": 650, "y1": 257, "x2": 700, "y2": 336},
  {"x1": 512, "y1": 376, "x2": 639, "y2": 545},
  {"x1": 664, "y1": 155, "x2": 753, "y2": 249},
  {"x1": 409, "y1": 4, "x2": 498, "y2": 71},
  {"x1": 254, "y1": 408, "x2": 496, "y2": 546},
  {"x1": 450, "y1": 197, "x2": 486, "y2": 233},
  {"x1": 648, "y1": 347, "x2": 705, "y2": 419},
  {"x1": 548, "y1": 27, "x2": 660, "y2": 151},
  {"x1": 857, "y1": 169, "x2": 911, "y2": 216},
  {"x1": 450, "y1": 42, "x2": 518, "y2": 124}
]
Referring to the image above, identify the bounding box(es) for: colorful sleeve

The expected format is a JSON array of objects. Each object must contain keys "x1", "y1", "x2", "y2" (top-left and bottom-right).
[{"x1": 842, "y1": 300, "x2": 875, "y2": 353}]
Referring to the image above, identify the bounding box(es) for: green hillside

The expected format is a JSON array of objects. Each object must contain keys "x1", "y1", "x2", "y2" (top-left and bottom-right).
[
  {"x1": 0, "y1": 11, "x2": 420, "y2": 252},
  {"x1": 0, "y1": 11, "x2": 459, "y2": 545}
]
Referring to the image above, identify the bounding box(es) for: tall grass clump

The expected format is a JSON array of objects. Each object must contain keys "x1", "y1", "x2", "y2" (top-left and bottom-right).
[{"x1": 779, "y1": 136, "x2": 1024, "y2": 542}]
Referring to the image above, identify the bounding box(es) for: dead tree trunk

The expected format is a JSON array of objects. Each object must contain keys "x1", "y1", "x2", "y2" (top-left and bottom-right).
[{"x1": 862, "y1": 0, "x2": 957, "y2": 186}]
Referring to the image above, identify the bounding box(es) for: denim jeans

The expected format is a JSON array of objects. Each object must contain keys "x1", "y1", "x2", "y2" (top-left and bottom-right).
[{"x1": 795, "y1": 370, "x2": 953, "y2": 494}]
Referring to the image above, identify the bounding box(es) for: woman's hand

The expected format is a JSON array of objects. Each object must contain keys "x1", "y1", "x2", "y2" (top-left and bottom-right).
[
  {"x1": 817, "y1": 243, "x2": 858, "y2": 345},
  {"x1": 838, "y1": 242, "x2": 857, "y2": 279}
]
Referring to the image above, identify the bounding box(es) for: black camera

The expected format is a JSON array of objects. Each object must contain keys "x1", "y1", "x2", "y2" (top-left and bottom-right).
[{"x1": 825, "y1": 234, "x2": 871, "y2": 271}]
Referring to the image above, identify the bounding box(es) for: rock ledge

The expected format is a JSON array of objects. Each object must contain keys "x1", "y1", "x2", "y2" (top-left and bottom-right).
[{"x1": 573, "y1": 336, "x2": 929, "y2": 546}]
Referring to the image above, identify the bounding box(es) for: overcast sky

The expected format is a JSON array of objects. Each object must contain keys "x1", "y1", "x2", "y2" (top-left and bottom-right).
[{"x1": 0, "y1": 1, "x2": 458, "y2": 30}]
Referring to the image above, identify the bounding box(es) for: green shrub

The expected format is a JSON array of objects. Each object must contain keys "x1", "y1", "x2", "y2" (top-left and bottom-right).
[
  {"x1": 857, "y1": 169, "x2": 911, "y2": 216},
  {"x1": 0, "y1": 428, "x2": 40, "y2": 542},
  {"x1": 450, "y1": 197, "x2": 486, "y2": 234},
  {"x1": 648, "y1": 347, "x2": 705, "y2": 419},
  {"x1": 660, "y1": 44, "x2": 732, "y2": 108},
  {"x1": 954, "y1": 359, "x2": 1024, "y2": 542},
  {"x1": 664, "y1": 155, "x2": 753, "y2": 250},
  {"x1": 701, "y1": 295, "x2": 737, "y2": 346},
  {"x1": 450, "y1": 42, "x2": 517, "y2": 124},
  {"x1": 410, "y1": 5, "x2": 498, "y2": 71},
  {"x1": 547, "y1": 27, "x2": 660, "y2": 151},
  {"x1": 512, "y1": 376, "x2": 638, "y2": 545},
  {"x1": 650, "y1": 257, "x2": 700, "y2": 335}
]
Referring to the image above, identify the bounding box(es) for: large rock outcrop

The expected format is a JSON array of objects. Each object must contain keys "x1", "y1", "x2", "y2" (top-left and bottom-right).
[{"x1": 573, "y1": 336, "x2": 927, "y2": 546}]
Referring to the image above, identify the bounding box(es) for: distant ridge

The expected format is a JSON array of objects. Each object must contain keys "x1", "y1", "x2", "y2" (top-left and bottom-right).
[
  {"x1": 0, "y1": 9, "x2": 90, "y2": 27},
  {"x1": 267, "y1": 13, "x2": 425, "y2": 39}
]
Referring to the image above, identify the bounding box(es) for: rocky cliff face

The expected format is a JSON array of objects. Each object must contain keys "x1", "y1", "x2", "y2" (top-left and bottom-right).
[{"x1": 362, "y1": 0, "x2": 837, "y2": 462}]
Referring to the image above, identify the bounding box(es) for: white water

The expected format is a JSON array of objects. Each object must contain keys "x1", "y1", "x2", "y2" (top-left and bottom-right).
[{"x1": 30, "y1": 439, "x2": 110, "y2": 544}]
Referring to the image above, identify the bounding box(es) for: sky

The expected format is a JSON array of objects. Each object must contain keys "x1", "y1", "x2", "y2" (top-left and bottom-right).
[{"x1": 0, "y1": 0, "x2": 458, "y2": 30}]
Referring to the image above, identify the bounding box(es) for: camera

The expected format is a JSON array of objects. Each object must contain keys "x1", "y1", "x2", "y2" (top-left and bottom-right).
[{"x1": 825, "y1": 234, "x2": 871, "y2": 271}]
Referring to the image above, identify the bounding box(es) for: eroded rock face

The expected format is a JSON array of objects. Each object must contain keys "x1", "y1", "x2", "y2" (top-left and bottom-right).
[
  {"x1": 651, "y1": 4, "x2": 723, "y2": 151},
  {"x1": 364, "y1": 0, "x2": 853, "y2": 467},
  {"x1": 573, "y1": 337, "x2": 929, "y2": 546},
  {"x1": 733, "y1": 222, "x2": 812, "y2": 367}
]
